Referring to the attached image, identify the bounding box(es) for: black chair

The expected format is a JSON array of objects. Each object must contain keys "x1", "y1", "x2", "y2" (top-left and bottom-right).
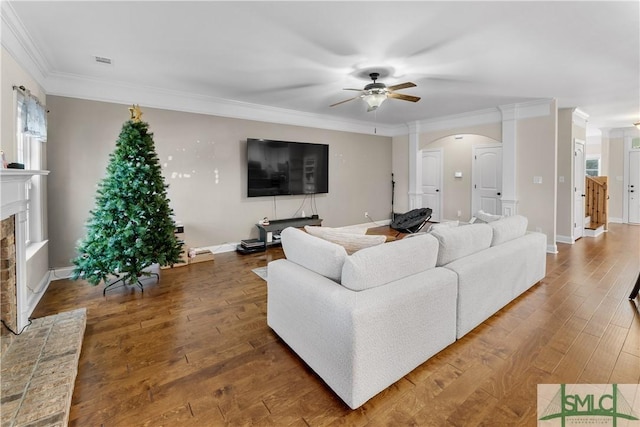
[
  {"x1": 390, "y1": 208, "x2": 432, "y2": 234},
  {"x1": 629, "y1": 271, "x2": 640, "y2": 300}
]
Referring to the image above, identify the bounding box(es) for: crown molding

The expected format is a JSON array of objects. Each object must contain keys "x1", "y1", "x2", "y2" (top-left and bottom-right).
[
  {"x1": 511, "y1": 98, "x2": 554, "y2": 120},
  {"x1": 418, "y1": 107, "x2": 502, "y2": 133},
  {"x1": 607, "y1": 127, "x2": 640, "y2": 139},
  {"x1": 45, "y1": 71, "x2": 401, "y2": 137},
  {"x1": 416, "y1": 98, "x2": 555, "y2": 134},
  {"x1": 0, "y1": 1, "x2": 51, "y2": 87},
  {"x1": 572, "y1": 107, "x2": 589, "y2": 128}
]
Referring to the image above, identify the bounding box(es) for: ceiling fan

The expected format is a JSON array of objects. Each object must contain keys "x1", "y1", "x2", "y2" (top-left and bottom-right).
[{"x1": 330, "y1": 72, "x2": 421, "y2": 112}]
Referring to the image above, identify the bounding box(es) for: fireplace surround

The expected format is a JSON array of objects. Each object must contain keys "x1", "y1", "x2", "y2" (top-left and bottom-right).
[{"x1": 0, "y1": 169, "x2": 49, "y2": 350}]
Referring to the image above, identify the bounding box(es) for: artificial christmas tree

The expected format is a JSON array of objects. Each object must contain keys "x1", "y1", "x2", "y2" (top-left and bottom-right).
[{"x1": 72, "y1": 105, "x2": 183, "y2": 293}]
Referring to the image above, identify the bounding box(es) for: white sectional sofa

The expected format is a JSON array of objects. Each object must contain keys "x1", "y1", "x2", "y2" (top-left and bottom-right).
[{"x1": 266, "y1": 215, "x2": 546, "y2": 409}]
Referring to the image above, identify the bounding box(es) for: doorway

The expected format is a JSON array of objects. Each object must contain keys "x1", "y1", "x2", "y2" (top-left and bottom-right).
[
  {"x1": 629, "y1": 150, "x2": 640, "y2": 224},
  {"x1": 421, "y1": 149, "x2": 442, "y2": 222},
  {"x1": 574, "y1": 139, "x2": 585, "y2": 240},
  {"x1": 472, "y1": 145, "x2": 503, "y2": 215}
]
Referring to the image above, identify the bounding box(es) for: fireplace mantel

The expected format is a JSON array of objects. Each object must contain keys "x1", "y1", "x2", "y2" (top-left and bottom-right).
[{"x1": 0, "y1": 169, "x2": 49, "y2": 220}]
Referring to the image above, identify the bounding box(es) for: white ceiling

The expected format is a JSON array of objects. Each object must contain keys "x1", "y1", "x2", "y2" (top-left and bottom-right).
[{"x1": 4, "y1": 1, "x2": 639, "y2": 133}]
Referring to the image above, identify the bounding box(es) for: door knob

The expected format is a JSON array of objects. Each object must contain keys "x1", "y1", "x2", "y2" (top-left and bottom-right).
[
  {"x1": 497, "y1": 192, "x2": 501, "y2": 196},
  {"x1": 436, "y1": 189, "x2": 440, "y2": 192}
]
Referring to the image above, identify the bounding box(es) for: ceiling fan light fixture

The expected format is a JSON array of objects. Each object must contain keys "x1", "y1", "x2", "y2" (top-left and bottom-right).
[
  {"x1": 364, "y1": 93, "x2": 387, "y2": 111},
  {"x1": 634, "y1": 121, "x2": 640, "y2": 129}
]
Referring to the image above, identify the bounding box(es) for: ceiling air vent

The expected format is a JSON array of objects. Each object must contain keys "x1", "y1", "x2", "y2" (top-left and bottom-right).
[{"x1": 94, "y1": 56, "x2": 112, "y2": 65}]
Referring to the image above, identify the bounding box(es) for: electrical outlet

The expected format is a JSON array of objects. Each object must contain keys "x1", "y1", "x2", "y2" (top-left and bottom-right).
[
  {"x1": 457, "y1": 210, "x2": 462, "y2": 217},
  {"x1": 364, "y1": 212, "x2": 369, "y2": 218}
]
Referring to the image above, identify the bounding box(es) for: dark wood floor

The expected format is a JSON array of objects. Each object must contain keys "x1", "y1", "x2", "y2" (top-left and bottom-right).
[{"x1": 32, "y1": 224, "x2": 640, "y2": 426}]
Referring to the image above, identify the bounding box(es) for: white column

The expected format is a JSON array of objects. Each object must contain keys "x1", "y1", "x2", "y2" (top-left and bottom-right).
[
  {"x1": 407, "y1": 121, "x2": 422, "y2": 210},
  {"x1": 499, "y1": 105, "x2": 518, "y2": 216}
]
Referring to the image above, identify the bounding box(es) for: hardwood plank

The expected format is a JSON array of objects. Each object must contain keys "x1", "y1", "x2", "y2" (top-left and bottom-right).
[
  {"x1": 27, "y1": 223, "x2": 640, "y2": 425},
  {"x1": 578, "y1": 324, "x2": 628, "y2": 383},
  {"x1": 609, "y1": 351, "x2": 640, "y2": 384}
]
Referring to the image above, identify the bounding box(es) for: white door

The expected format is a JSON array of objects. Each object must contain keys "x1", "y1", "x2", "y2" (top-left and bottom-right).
[
  {"x1": 472, "y1": 146, "x2": 502, "y2": 215},
  {"x1": 574, "y1": 141, "x2": 585, "y2": 240},
  {"x1": 629, "y1": 151, "x2": 640, "y2": 224},
  {"x1": 422, "y1": 150, "x2": 442, "y2": 222}
]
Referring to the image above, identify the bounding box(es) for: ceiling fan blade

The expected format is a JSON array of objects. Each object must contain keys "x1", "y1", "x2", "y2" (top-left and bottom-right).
[
  {"x1": 330, "y1": 96, "x2": 361, "y2": 107},
  {"x1": 343, "y1": 88, "x2": 364, "y2": 92},
  {"x1": 386, "y1": 82, "x2": 416, "y2": 91},
  {"x1": 388, "y1": 92, "x2": 421, "y2": 102}
]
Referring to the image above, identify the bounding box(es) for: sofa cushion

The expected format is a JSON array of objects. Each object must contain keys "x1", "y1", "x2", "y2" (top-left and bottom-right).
[
  {"x1": 490, "y1": 215, "x2": 528, "y2": 246},
  {"x1": 304, "y1": 226, "x2": 386, "y2": 254},
  {"x1": 280, "y1": 227, "x2": 347, "y2": 282},
  {"x1": 430, "y1": 223, "x2": 493, "y2": 266},
  {"x1": 341, "y1": 233, "x2": 439, "y2": 291}
]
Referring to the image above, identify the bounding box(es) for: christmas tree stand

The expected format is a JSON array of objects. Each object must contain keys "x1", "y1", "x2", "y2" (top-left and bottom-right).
[
  {"x1": 103, "y1": 272, "x2": 160, "y2": 296},
  {"x1": 102, "y1": 264, "x2": 160, "y2": 296}
]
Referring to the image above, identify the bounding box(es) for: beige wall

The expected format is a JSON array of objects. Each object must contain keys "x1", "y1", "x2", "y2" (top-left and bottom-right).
[
  {"x1": 423, "y1": 134, "x2": 500, "y2": 221},
  {"x1": 556, "y1": 109, "x2": 573, "y2": 239},
  {"x1": 391, "y1": 134, "x2": 410, "y2": 214},
  {"x1": 46, "y1": 96, "x2": 392, "y2": 267},
  {"x1": 600, "y1": 134, "x2": 610, "y2": 176},
  {"x1": 555, "y1": 108, "x2": 587, "y2": 240},
  {"x1": 516, "y1": 103, "x2": 558, "y2": 245}
]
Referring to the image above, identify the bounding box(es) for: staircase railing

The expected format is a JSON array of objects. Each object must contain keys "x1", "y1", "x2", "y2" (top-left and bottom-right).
[{"x1": 585, "y1": 176, "x2": 608, "y2": 231}]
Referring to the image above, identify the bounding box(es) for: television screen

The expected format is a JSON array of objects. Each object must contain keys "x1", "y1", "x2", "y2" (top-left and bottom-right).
[{"x1": 247, "y1": 138, "x2": 329, "y2": 197}]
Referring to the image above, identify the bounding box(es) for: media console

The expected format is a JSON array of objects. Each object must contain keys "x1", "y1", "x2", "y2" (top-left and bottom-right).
[
  {"x1": 237, "y1": 217, "x2": 323, "y2": 254},
  {"x1": 258, "y1": 216, "x2": 323, "y2": 246}
]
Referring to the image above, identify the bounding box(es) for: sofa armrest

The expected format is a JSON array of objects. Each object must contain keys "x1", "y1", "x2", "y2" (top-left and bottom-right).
[{"x1": 267, "y1": 258, "x2": 457, "y2": 409}]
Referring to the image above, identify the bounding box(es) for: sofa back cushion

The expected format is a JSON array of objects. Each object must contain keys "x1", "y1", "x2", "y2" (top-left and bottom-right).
[
  {"x1": 281, "y1": 227, "x2": 348, "y2": 282},
  {"x1": 304, "y1": 226, "x2": 386, "y2": 254},
  {"x1": 430, "y1": 223, "x2": 493, "y2": 266},
  {"x1": 341, "y1": 233, "x2": 439, "y2": 291},
  {"x1": 490, "y1": 215, "x2": 528, "y2": 246}
]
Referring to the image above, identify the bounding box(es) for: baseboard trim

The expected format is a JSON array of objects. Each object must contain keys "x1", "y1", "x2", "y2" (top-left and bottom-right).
[
  {"x1": 584, "y1": 226, "x2": 605, "y2": 238},
  {"x1": 50, "y1": 266, "x2": 74, "y2": 281},
  {"x1": 24, "y1": 271, "x2": 52, "y2": 322},
  {"x1": 547, "y1": 244, "x2": 558, "y2": 254},
  {"x1": 556, "y1": 235, "x2": 574, "y2": 245}
]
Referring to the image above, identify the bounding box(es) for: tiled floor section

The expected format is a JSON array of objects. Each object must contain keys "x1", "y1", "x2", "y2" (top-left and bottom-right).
[{"x1": 1, "y1": 308, "x2": 86, "y2": 427}]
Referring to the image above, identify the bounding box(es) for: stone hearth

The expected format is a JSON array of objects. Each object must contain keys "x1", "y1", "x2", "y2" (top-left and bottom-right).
[{"x1": 0, "y1": 308, "x2": 86, "y2": 427}]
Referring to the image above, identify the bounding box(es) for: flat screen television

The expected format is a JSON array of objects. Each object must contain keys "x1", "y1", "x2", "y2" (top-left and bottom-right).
[{"x1": 247, "y1": 138, "x2": 329, "y2": 197}]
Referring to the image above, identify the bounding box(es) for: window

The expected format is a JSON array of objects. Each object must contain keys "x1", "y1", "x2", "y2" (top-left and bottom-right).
[
  {"x1": 14, "y1": 88, "x2": 46, "y2": 246},
  {"x1": 585, "y1": 157, "x2": 600, "y2": 177}
]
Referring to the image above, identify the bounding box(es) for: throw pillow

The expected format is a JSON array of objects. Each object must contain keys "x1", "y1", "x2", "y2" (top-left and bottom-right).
[
  {"x1": 473, "y1": 210, "x2": 504, "y2": 224},
  {"x1": 304, "y1": 226, "x2": 386, "y2": 254},
  {"x1": 426, "y1": 220, "x2": 459, "y2": 233},
  {"x1": 280, "y1": 227, "x2": 348, "y2": 282}
]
